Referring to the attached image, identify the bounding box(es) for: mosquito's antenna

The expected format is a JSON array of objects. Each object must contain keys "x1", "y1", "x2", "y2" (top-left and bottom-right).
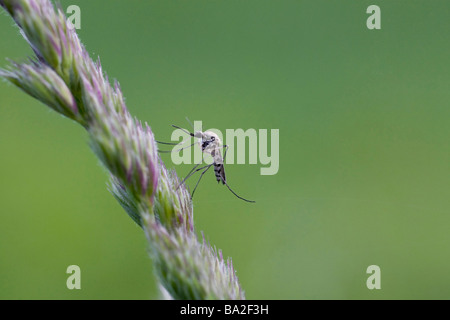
[
  {"x1": 223, "y1": 181, "x2": 256, "y2": 203},
  {"x1": 171, "y1": 124, "x2": 194, "y2": 137},
  {"x1": 185, "y1": 117, "x2": 195, "y2": 130},
  {"x1": 158, "y1": 142, "x2": 197, "y2": 153}
]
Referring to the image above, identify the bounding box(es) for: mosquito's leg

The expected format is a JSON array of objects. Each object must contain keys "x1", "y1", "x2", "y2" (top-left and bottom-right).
[
  {"x1": 217, "y1": 144, "x2": 255, "y2": 203},
  {"x1": 171, "y1": 125, "x2": 194, "y2": 137},
  {"x1": 177, "y1": 163, "x2": 211, "y2": 190},
  {"x1": 155, "y1": 140, "x2": 179, "y2": 146},
  {"x1": 158, "y1": 142, "x2": 197, "y2": 154},
  {"x1": 191, "y1": 164, "x2": 213, "y2": 199},
  {"x1": 222, "y1": 145, "x2": 229, "y2": 162},
  {"x1": 223, "y1": 181, "x2": 256, "y2": 203},
  {"x1": 157, "y1": 123, "x2": 193, "y2": 146},
  {"x1": 212, "y1": 144, "x2": 229, "y2": 164}
]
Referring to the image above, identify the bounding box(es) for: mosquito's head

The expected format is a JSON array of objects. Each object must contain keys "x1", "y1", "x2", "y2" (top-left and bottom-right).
[
  {"x1": 197, "y1": 130, "x2": 221, "y2": 153},
  {"x1": 203, "y1": 131, "x2": 220, "y2": 145}
]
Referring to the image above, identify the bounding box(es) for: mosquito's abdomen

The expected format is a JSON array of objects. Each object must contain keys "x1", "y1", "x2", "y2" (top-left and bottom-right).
[{"x1": 214, "y1": 163, "x2": 226, "y2": 184}]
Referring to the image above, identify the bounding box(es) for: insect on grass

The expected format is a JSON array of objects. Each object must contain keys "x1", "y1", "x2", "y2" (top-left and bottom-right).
[{"x1": 157, "y1": 120, "x2": 255, "y2": 203}]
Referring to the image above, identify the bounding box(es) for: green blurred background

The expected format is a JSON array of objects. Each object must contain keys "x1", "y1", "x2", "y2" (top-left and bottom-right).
[{"x1": 0, "y1": 0, "x2": 449, "y2": 299}]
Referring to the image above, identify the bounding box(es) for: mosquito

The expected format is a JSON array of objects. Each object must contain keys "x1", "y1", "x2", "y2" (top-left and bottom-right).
[{"x1": 157, "y1": 121, "x2": 255, "y2": 203}]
